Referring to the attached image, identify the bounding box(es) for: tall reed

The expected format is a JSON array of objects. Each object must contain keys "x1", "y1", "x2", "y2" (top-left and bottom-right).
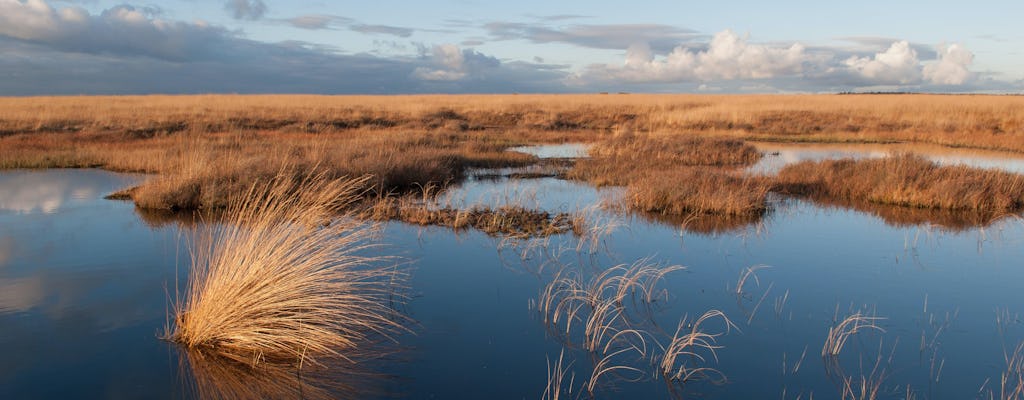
[{"x1": 165, "y1": 172, "x2": 407, "y2": 368}]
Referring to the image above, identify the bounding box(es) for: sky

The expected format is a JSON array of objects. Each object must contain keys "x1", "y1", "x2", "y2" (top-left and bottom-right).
[{"x1": 0, "y1": 0, "x2": 1021, "y2": 95}]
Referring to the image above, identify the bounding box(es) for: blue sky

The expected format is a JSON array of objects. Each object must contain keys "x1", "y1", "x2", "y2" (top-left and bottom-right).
[{"x1": 0, "y1": 0, "x2": 1021, "y2": 94}]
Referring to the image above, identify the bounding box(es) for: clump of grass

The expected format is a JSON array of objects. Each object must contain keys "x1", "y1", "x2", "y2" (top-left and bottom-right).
[
  {"x1": 776, "y1": 154, "x2": 1024, "y2": 214},
  {"x1": 628, "y1": 168, "x2": 771, "y2": 216},
  {"x1": 165, "y1": 172, "x2": 407, "y2": 368},
  {"x1": 570, "y1": 135, "x2": 762, "y2": 187},
  {"x1": 368, "y1": 196, "x2": 573, "y2": 238}
]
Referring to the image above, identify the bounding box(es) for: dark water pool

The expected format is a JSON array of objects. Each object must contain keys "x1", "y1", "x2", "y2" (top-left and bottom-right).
[{"x1": 2, "y1": 167, "x2": 1024, "y2": 399}]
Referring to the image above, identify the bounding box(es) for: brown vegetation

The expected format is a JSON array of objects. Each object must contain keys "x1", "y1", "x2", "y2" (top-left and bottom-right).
[
  {"x1": 776, "y1": 154, "x2": 1024, "y2": 215},
  {"x1": 628, "y1": 169, "x2": 771, "y2": 216},
  {"x1": 2, "y1": 94, "x2": 1022, "y2": 151},
  {"x1": 166, "y1": 173, "x2": 408, "y2": 368},
  {"x1": 368, "y1": 197, "x2": 573, "y2": 238},
  {"x1": 4, "y1": 94, "x2": 1024, "y2": 232},
  {"x1": 569, "y1": 134, "x2": 768, "y2": 218}
]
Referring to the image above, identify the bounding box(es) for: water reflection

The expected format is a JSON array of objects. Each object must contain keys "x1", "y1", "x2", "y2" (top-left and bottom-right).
[
  {"x1": 750, "y1": 142, "x2": 1024, "y2": 175},
  {"x1": 509, "y1": 143, "x2": 589, "y2": 159},
  {"x1": 0, "y1": 170, "x2": 142, "y2": 214},
  {"x1": 0, "y1": 235, "x2": 13, "y2": 268},
  {"x1": 801, "y1": 195, "x2": 1017, "y2": 232},
  {"x1": 179, "y1": 347, "x2": 393, "y2": 400}
]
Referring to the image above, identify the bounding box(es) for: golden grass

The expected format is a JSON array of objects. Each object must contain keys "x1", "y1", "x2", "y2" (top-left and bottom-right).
[
  {"x1": 542, "y1": 350, "x2": 575, "y2": 400},
  {"x1": 568, "y1": 134, "x2": 768, "y2": 219},
  {"x1": 995, "y1": 342, "x2": 1024, "y2": 400},
  {"x1": 659, "y1": 310, "x2": 735, "y2": 383},
  {"x1": 628, "y1": 168, "x2": 771, "y2": 217},
  {"x1": 569, "y1": 135, "x2": 761, "y2": 187},
  {"x1": 776, "y1": 154, "x2": 1024, "y2": 215},
  {"x1": 1, "y1": 94, "x2": 1022, "y2": 150},
  {"x1": 166, "y1": 172, "x2": 407, "y2": 368},
  {"x1": 822, "y1": 312, "x2": 886, "y2": 358},
  {"x1": 367, "y1": 197, "x2": 573, "y2": 238},
  {"x1": 4, "y1": 94, "x2": 1024, "y2": 231}
]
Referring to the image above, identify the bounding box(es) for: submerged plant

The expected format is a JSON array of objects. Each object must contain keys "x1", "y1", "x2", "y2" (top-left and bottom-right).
[{"x1": 165, "y1": 172, "x2": 407, "y2": 368}]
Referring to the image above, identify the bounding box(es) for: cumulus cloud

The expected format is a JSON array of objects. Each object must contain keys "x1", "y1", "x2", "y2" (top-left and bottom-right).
[
  {"x1": 923, "y1": 43, "x2": 974, "y2": 85},
  {"x1": 412, "y1": 44, "x2": 501, "y2": 81},
  {"x1": 0, "y1": 0, "x2": 234, "y2": 61},
  {"x1": 575, "y1": 30, "x2": 808, "y2": 83},
  {"x1": 843, "y1": 41, "x2": 922, "y2": 85},
  {"x1": 225, "y1": 0, "x2": 266, "y2": 20}
]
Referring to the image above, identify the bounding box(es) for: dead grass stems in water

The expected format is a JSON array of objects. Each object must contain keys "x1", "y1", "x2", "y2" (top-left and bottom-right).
[
  {"x1": 837, "y1": 341, "x2": 899, "y2": 400},
  {"x1": 536, "y1": 260, "x2": 741, "y2": 394},
  {"x1": 991, "y1": 342, "x2": 1024, "y2": 400},
  {"x1": 659, "y1": 310, "x2": 736, "y2": 384},
  {"x1": 823, "y1": 310, "x2": 886, "y2": 358},
  {"x1": 543, "y1": 349, "x2": 576, "y2": 400},
  {"x1": 776, "y1": 154, "x2": 1024, "y2": 216},
  {"x1": 165, "y1": 172, "x2": 409, "y2": 369}
]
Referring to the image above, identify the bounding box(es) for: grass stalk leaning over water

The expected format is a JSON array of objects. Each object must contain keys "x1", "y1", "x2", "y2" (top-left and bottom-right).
[{"x1": 165, "y1": 171, "x2": 408, "y2": 368}]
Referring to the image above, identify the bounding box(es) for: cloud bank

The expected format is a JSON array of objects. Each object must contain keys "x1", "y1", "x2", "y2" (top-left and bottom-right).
[
  {"x1": 0, "y1": 0, "x2": 565, "y2": 94},
  {"x1": 0, "y1": 0, "x2": 1014, "y2": 94}
]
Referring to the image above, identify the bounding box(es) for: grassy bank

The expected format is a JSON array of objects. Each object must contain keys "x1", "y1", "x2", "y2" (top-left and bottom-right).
[
  {"x1": 775, "y1": 154, "x2": 1024, "y2": 214},
  {"x1": 570, "y1": 135, "x2": 769, "y2": 217}
]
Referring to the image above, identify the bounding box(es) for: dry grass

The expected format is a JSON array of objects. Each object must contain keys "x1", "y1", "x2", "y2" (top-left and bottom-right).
[
  {"x1": 165, "y1": 172, "x2": 408, "y2": 368},
  {"x1": 659, "y1": 310, "x2": 735, "y2": 383},
  {"x1": 568, "y1": 134, "x2": 768, "y2": 219},
  {"x1": 367, "y1": 196, "x2": 573, "y2": 238},
  {"x1": 991, "y1": 342, "x2": 1024, "y2": 400},
  {"x1": 569, "y1": 134, "x2": 761, "y2": 187},
  {"x1": 2, "y1": 94, "x2": 1022, "y2": 150},
  {"x1": 776, "y1": 154, "x2": 1024, "y2": 215},
  {"x1": 4, "y1": 94, "x2": 1024, "y2": 231},
  {"x1": 823, "y1": 312, "x2": 886, "y2": 358},
  {"x1": 628, "y1": 168, "x2": 771, "y2": 217},
  {"x1": 543, "y1": 350, "x2": 576, "y2": 400}
]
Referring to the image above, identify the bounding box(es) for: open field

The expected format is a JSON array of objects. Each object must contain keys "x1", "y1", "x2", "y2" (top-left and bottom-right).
[{"x1": 2, "y1": 94, "x2": 1023, "y2": 150}]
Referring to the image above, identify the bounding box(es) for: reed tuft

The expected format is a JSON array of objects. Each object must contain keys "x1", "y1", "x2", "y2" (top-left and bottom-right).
[{"x1": 165, "y1": 171, "x2": 407, "y2": 368}]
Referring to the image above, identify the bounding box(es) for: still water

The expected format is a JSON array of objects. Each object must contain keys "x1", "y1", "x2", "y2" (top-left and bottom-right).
[{"x1": 2, "y1": 153, "x2": 1024, "y2": 398}]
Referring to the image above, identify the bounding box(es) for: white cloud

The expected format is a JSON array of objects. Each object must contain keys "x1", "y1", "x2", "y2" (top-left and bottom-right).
[
  {"x1": 576, "y1": 30, "x2": 809, "y2": 83},
  {"x1": 412, "y1": 44, "x2": 501, "y2": 82},
  {"x1": 0, "y1": 0, "x2": 230, "y2": 61},
  {"x1": 843, "y1": 41, "x2": 922, "y2": 85},
  {"x1": 923, "y1": 43, "x2": 974, "y2": 85}
]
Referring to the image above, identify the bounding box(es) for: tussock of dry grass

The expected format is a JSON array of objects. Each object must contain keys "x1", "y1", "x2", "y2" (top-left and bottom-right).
[
  {"x1": 628, "y1": 168, "x2": 771, "y2": 216},
  {"x1": 568, "y1": 134, "x2": 768, "y2": 219},
  {"x1": 570, "y1": 135, "x2": 761, "y2": 187},
  {"x1": 776, "y1": 154, "x2": 1024, "y2": 214},
  {"x1": 166, "y1": 172, "x2": 407, "y2": 368},
  {"x1": 368, "y1": 197, "x2": 573, "y2": 237}
]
